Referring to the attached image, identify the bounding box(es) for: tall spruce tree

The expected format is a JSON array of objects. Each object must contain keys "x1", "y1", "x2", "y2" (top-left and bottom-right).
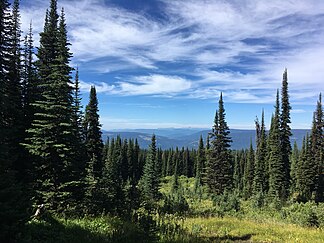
[
  {"x1": 100, "y1": 137, "x2": 124, "y2": 214},
  {"x1": 310, "y1": 94, "x2": 323, "y2": 202},
  {"x1": 140, "y1": 134, "x2": 160, "y2": 201},
  {"x1": 84, "y1": 86, "x2": 103, "y2": 179},
  {"x1": 195, "y1": 135, "x2": 204, "y2": 191},
  {"x1": 7, "y1": 0, "x2": 23, "y2": 143},
  {"x1": 24, "y1": 0, "x2": 79, "y2": 211},
  {"x1": 243, "y1": 141, "x2": 254, "y2": 198},
  {"x1": 268, "y1": 91, "x2": 286, "y2": 199},
  {"x1": 280, "y1": 68, "x2": 292, "y2": 196},
  {"x1": 0, "y1": 1, "x2": 26, "y2": 240},
  {"x1": 206, "y1": 93, "x2": 232, "y2": 194},
  {"x1": 22, "y1": 23, "x2": 37, "y2": 130},
  {"x1": 290, "y1": 141, "x2": 299, "y2": 194},
  {"x1": 253, "y1": 111, "x2": 267, "y2": 194},
  {"x1": 296, "y1": 135, "x2": 317, "y2": 201}
]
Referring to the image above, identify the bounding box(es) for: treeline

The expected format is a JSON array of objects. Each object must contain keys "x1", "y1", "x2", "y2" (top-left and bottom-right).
[{"x1": 0, "y1": 0, "x2": 323, "y2": 242}]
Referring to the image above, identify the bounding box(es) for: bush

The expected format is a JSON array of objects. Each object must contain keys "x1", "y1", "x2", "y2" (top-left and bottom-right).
[
  {"x1": 161, "y1": 191, "x2": 189, "y2": 215},
  {"x1": 282, "y1": 202, "x2": 320, "y2": 228},
  {"x1": 212, "y1": 191, "x2": 241, "y2": 216}
]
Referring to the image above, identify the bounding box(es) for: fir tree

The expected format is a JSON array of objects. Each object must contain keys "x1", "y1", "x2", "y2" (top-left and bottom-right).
[
  {"x1": 253, "y1": 111, "x2": 267, "y2": 194},
  {"x1": 0, "y1": 1, "x2": 26, "y2": 240},
  {"x1": 22, "y1": 23, "x2": 37, "y2": 129},
  {"x1": 243, "y1": 141, "x2": 254, "y2": 198},
  {"x1": 296, "y1": 135, "x2": 317, "y2": 201},
  {"x1": 290, "y1": 141, "x2": 299, "y2": 194},
  {"x1": 280, "y1": 68, "x2": 292, "y2": 196},
  {"x1": 83, "y1": 86, "x2": 103, "y2": 178},
  {"x1": 310, "y1": 94, "x2": 323, "y2": 201},
  {"x1": 233, "y1": 152, "x2": 241, "y2": 191},
  {"x1": 24, "y1": 1, "x2": 79, "y2": 211},
  {"x1": 171, "y1": 157, "x2": 179, "y2": 193},
  {"x1": 195, "y1": 135, "x2": 204, "y2": 191},
  {"x1": 100, "y1": 137, "x2": 124, "y2": 214},
  {"x1": 206, "y1": 93, "x2": 232, "y2": 194},
  {"x1": 133, "y1": 139, "x2": 141, "y2": 182},
  {"x1": 140, "y1": 134, "x2": 160, "y2": 201},
  {"x1": 268, "y1": 91, "x2": 286, "y2": 199}
]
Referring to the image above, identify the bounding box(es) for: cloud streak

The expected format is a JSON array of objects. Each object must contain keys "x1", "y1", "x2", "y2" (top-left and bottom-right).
[{"x1": 19, "y1": 0, "x2": 324, "y2": 104}]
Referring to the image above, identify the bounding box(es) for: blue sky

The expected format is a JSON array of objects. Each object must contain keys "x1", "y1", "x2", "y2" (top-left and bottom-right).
[{"x1": 19, "y1": 0, "x2": 324, "y2": 130}]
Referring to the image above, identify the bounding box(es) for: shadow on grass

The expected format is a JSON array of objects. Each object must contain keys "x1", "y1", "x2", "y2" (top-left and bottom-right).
[
  {"x1": 199, "y1": 233, "x2": 253, "y2": 242},
  {"x1": 20, "y1": 214, "x2": 253, "y2": 243},
  {"x1": 20, "y1": 214, "x2": 154, "y2": 243}
]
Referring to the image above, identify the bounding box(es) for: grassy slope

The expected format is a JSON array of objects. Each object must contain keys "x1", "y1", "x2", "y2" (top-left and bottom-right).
[
  {"x1": 182, "y1": 217, "x2": 323, "y2": 243},
  {"x1": 22, "y1": 215, "x2": 324, "y2": 243},
  {"x1": 21, "y1": 176, "x2": 324, "y2": 242}
]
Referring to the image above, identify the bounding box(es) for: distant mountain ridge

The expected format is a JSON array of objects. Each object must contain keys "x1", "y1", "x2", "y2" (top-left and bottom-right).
[{"x1": 102, "y1": 128, "x2": 309, "y2": 150}]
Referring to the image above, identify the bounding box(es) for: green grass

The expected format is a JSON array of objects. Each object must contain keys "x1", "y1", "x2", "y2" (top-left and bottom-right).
[
  {"x1": 21, "y1": 214, "x2": 324, "y2": 242},
  {"x1": 20, "y1": 176, "x2": 324, "y2": 242},
  {"x1": 21, "y1": 215, "x2": 152, "y2": 243},
  {"x1": 181, "y1": 216, "x2": 324, "y2": 243}
]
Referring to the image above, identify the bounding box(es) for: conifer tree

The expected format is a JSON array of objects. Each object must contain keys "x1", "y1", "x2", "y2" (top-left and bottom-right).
[
  {"x1": 310, "y1": 94, "x2": 323, "y2": 201},
  {"x1": 127, "y1": 139, "x2": 134, "y2": 180},
  {"x1": 268, "y1": 91, "x2": 286, "y2": 199},
  {"x1": 243, "y1": 141, "x2": 254, "y2": 198},
  {"x1": 140, "y1": 134, "x2": 160, "y2": 201},
  {"x1": 280, "y1": 68, "x2": 292, "y2": 195},
  {"x1": 72, "y1": 68, "x2": 84, "y2": 140},
  {"x1": 206, "y1": 93, "x2": 232, "y2": 194},
  {"x1": 133, "y1": 139, "x2": 141, "y2": 182},
  {"x1": 0, "y1": 1, "x2": 26, "y2": 240},
  {"x1": 195, "y1": 135, "x2": 204, "y2": 190},
  {"x1": 253, "y1": 111, "x2": 267, "y2": 194},
  {"x1": 7, "y1": 0, "x2": 23, "y2": 140},
  {"x1": 171, "y1": 157, "x2": 179, "y2": 193},
  {"x1": 296, "y1": 135, "x2": 317, "y2": 201},
  {"x1": 166, "y1": 149, "x2": 173, "y2": 176},
  {"x1": 22, "y1": 23, "x2": 37, "y2": 129},
  {"x1": 100, "y1": 137, "x2": 124, "y2": 213},
  {"x1": 233, "y1": 152, "x2": 241, "y2": 191},
  {"x1": 84, "y1": 86, "x2": 103, "y2": 178},
  {"x1": 290, "y1": 141, "x2": 299, "y2": 194},
  {"x1": 24, "y1": 1, "x2": 80, "y2": 211}
]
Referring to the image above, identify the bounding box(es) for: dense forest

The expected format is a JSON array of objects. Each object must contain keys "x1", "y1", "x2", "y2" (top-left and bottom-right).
[{"x1": 0, "y1": 0, "x2": 323, "y2": 242}]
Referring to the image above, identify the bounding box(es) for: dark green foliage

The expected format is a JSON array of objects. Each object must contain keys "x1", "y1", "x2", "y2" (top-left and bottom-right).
[
  {"x1": 205, "y1": 93, "x2": 232, "y2": 194},
  {"x1": 233, "y1": 150, "x2": 244, "y2": 192},
  {"x1": 280, "y1": 69, "x2": 292, "y2": 196},
  {"x1": 0, "y1": 1, "x2": 27, "y2": 241},
  {"x1": 268, "y1": 91, "x2": 286, "y2": 199},
  {"x1": 195, "y1": 136, "x2": 204, "y2": 191},
  {"x1": 243, "y1": 142, "x2": 254, "y2": 198},
  {"x1": 290, "y1": 141, "x2": 299, "y2": 194},
  {"x1": 100, "y1": 137, "x2": 122, "y2": 213},
  {"x1": 84, "y1": 86, "x2": 103, "y2": 178},
  {"x1": 162, "y1": 190, "x2": 189, "y2": 215},
  {"x1": 171, "y1": 155, "x2": 179, "y2": 193},
  {"x1": 22, "y1": 23, "x2": 38, "y2": 127},
  {"x1": 253, "y1": 111, "x2": 267, "y2": 194},
  {"x1": 213, "y1": 191, "x2": 241, "y2": 215},
  {"x1": 310, "y1": 94, "x2": 323, "y2": 202},
  {"x1": 23, "y1": 1, "x2": 82, "y2": 213},
  {"x1": 140, "y1": 134, "x2": 160, "y2": 202},
  {"x1": 296, "y1": 136, "x2": 317, "y2": 201}
]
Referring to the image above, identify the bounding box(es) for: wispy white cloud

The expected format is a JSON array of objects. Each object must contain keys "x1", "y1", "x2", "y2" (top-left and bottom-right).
[
  {"x1": 81, "y1": 74, "x2": 192, "y2": 96},
  {"x1": 79, "y1": 80, "x2": 115, "y2": 93},
  {"x1": 19, "y1": 0, "x2": 324, "y2": 104}
]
